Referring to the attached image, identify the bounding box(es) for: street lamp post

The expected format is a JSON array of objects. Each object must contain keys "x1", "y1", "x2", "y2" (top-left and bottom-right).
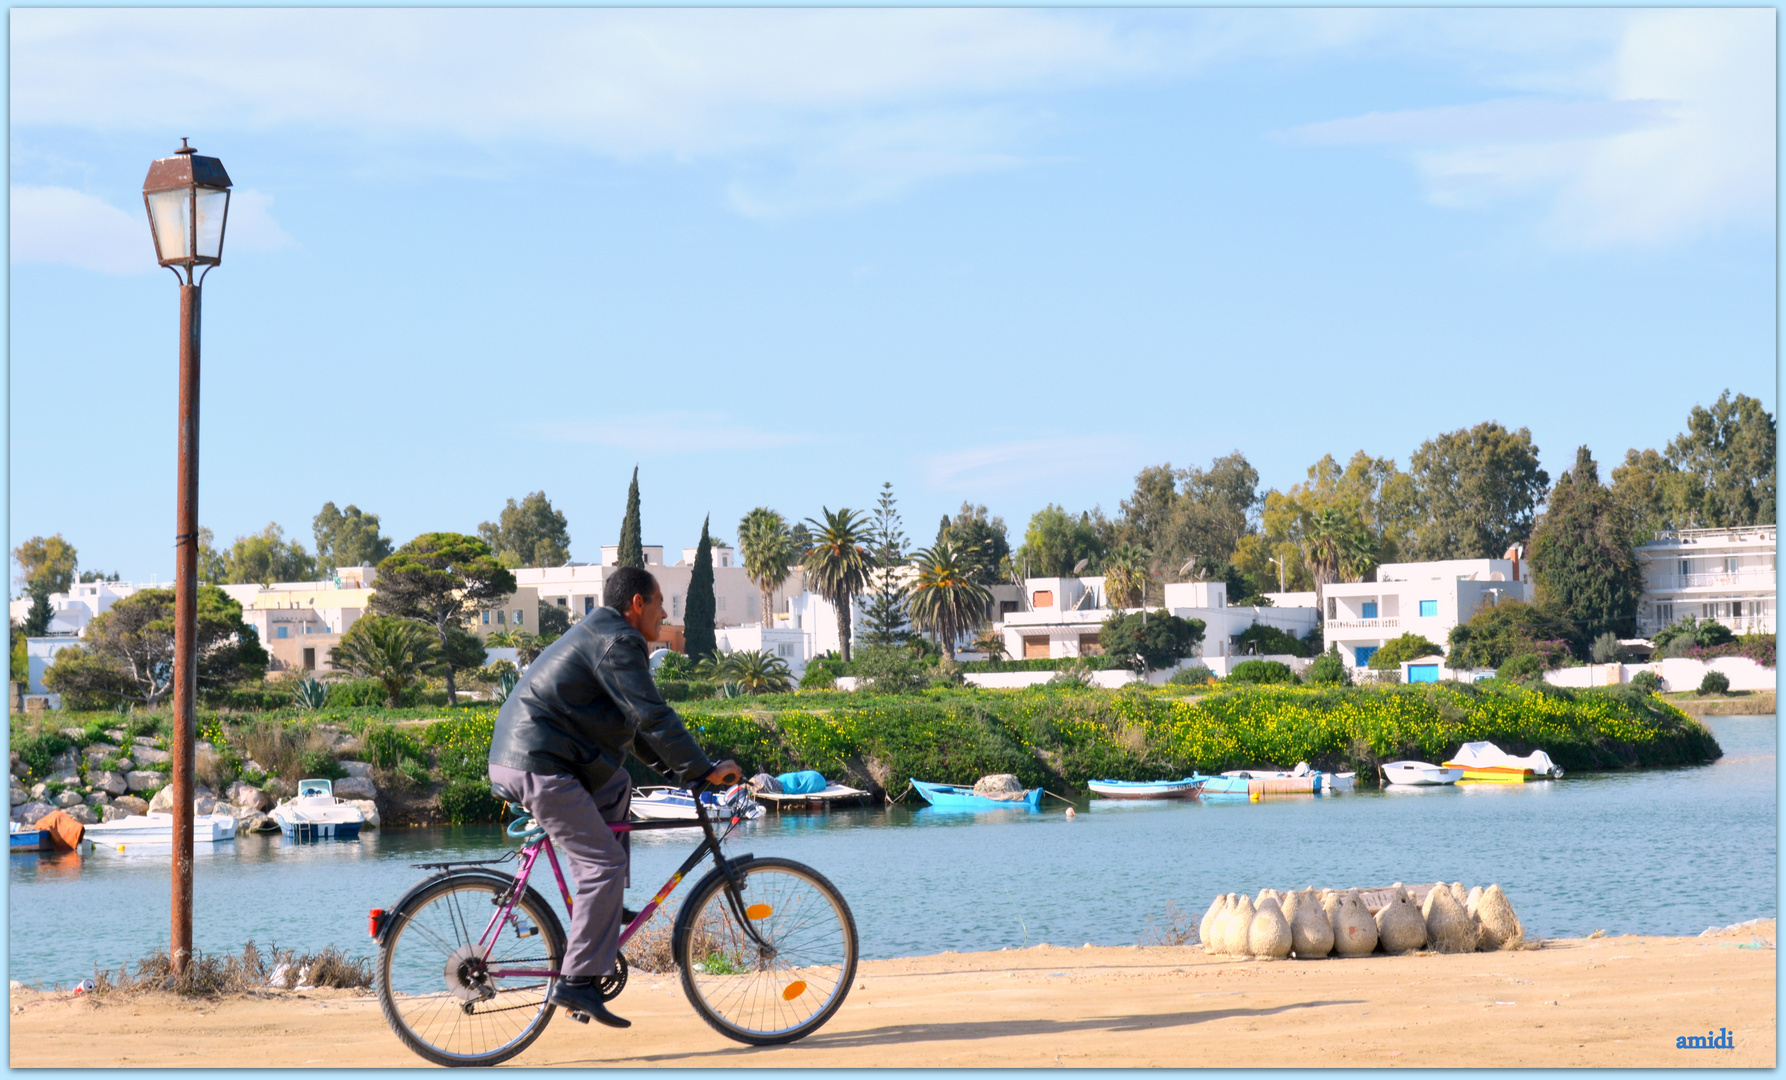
[{"x1": 142, "y1": 139, "x2": 232, "y2": 975}]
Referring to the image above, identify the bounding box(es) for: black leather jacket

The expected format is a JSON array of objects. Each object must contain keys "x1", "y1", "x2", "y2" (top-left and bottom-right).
[{"x1": 487, "y1": 607, "x2": 714, "y2": 792}]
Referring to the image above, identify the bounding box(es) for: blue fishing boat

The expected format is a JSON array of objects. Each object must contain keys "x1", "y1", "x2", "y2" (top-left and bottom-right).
[
  {"x1": 1086, "y1": 777, "x2": 1205, "y2": 800},
  {"x1": 10, "y1": 822, "x2": 47, "y2": 852},
  {"x1": 911, "y1": 779, "x2": 1044, "y2": 811}
]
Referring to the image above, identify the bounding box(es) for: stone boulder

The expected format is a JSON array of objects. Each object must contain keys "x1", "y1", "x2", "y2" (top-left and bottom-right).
[
  {"x1": 125, "y1": 771, "x2": 165, "y2": 794},
  {"x1": 131, "y1": 746, "x2": 171, "y2": 765},
  {"x1": 241, "y1": 759, "x2": 266, "y2": 776},
  {"x1": 148, "y1": 787, "x2": 174, "y2": 813},
  {"x1": 115, "y1": 757, "x2": 135, "y2": 773},
  {"x1": 263, "y1": 777, "x2": 294, "y2": 800},
  {"x1": 338, "y1": 760, "x2": 374, "y2": 779},
  {"x1": 9, "y1": 751, "x2": 22, "y2": 778},
  {"x1": 229, "y1": 782, "x2": 272, "y2": 812},
  {"x1": 10, "y1": 782, "x2": 27, "y2": 807},
  {"x1": 333, "y1": 776, "x2": 377, "y2": 801},
  {"x1": 64, "y1": 804, "x2": 98, "y2": 825},
  {"x1": 86, "y1": 792, "x2": 110, "y2": 806},
  {"x1": 194, "y1": 795, "x2": 219, "y2": 816},
  {"x1": 105, "y1": 728, "x2": 126, "y2": 742},
  {"x1": 28, "y1": 782, "x2": 48, "y2": 800},
  {"x1": 101, "y1": 804, "x2": 132, "y2": 823},
  {"x1": 13, "y1": 801, "x2": 54, "y2": 825},
  {"x1": 53, "y1": 791, "x2": 83, "y2": 808},
  {"x1": 58, "y1": 727, "x2": 86, "y2": 739},
  {"x1": 49, "y1": 749, "x2": 80, "y2": 776},
  {"x1": 132, "y1": 736, "x2": 159, "y2": 748},
  {"x1": 84, "y1": 742, "x2": 121, "y2": 761},
  {"x1": 244, "y1": 812, "x2": 279, "y2": 833},
  {"x1": 344, "y1": 799, "x2": 380, "y2": 829},
  {"x1": 93, "y1": 771, "x2": 128, "y2": 796},
  {"x1": 112, "y1": 795, "x2": 149, "y2": 816}
]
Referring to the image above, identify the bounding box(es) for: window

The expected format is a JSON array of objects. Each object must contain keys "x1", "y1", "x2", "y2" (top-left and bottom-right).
[
  {"x1": 1354, "y1": 645, "x2": 1377, "y2": 666},
  {"x1": 302, "y1": 648, "x2": 315, "y2": 669},
  {"x1": 483, "y1": 611, "x2": 490, "y2": 625},
  {"x1": 777, "y1": 643, "x2": 796, "y2": 658},
  {"x1": 1655, "y1": 602, "x2": 1674, "y2": 626},
  {"x1": 1419, "y1": 600, "x2": 1437, "y2": 618},
  {"x1": 497, "y1": 611, "x2": 506, "y2": 625},
  {"x1": 999, "y1": 600, "x2": 1020, "y2": 616},
  {"x1": 1326, "y1": 597, "x2": 1336, "y2": 619},
  {"x1": 1725, "y1": 557, "x2": 1739, "y2": 574},
  {"x1": 584, "y1": 596, "x2": 595, "y2": 615},
  {"x1": 716, "y1": 596, "x2": 727, "y2": 612},
  {"x1": 1731, "y1": 601, "x2": 1743, "y2": 617},
  {"x1": 1680, "y1": 559, "x2": 1692, "y2": 578},
  {"x1": 672, "y1": 595, "x2": 682, "y2": 617},
  {"x1": 556, "y1": 597, "x2": 568, "y2": 607},
  {"x1": 1022, "y1": 635, "x2": 1050, "y2": 659},
  {"x1": 276, "y1": 626, "x2": 289, "y2": 639},
  {"x1": 514, "y1": 610, "x2": 523, "y2": 626},
  {"x1": 1077, "y1": 634, "x2": 1104, "y2": 657},
  {"x1": 1361, "y1": 601, "x2": 1378, "y2": 620},
  {"x1": 1033, "y1": 590, "x2": 1054, "y2": 608}
]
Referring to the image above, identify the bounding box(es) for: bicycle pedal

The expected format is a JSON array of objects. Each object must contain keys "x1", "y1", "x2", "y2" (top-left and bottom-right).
[{"x1": 568, "y1": 1010, "x2": 592, "y2": 1024}]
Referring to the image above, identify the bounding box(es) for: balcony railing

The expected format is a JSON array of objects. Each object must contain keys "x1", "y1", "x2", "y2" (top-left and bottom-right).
[
  {"x1": 1326, "y1": 618, "x2": 1398, "y2": 631},
  {"x1": 1644, "y1": 571, "x2": 1775, "y2": 591}
]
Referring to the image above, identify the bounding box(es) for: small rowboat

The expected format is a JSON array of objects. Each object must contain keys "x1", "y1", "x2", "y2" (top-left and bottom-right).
[
  {"x1": 631, "y1": 785, "x2": 764, "y2": 821},
  {"x1": 911, "y1": 779, "x2": 1043, "y2": 811},
  {"x1": 85, "y1": 811, "x2": 239, "y2": 844},
  {"x1": 1199, "y1": 765, "x2": 1355, "y2": 798},
  {"x1": 1381, "y1": 761, "x2": 1463, "y2": 786},
  {"x1": 10, "y1": 822, "x2": 48, "y2": 852},
  {"x1": 1086, "y1": 777, "x2": 1205, "y2": 800}
]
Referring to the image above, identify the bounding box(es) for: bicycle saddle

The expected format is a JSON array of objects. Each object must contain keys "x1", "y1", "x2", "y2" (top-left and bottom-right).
[{"x1": 489, "y1": 779, "x2": 522, "y2": 805}]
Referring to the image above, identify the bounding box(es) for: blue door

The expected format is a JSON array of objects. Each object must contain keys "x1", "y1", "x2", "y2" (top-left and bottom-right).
[
  {"x1": 1361, "y1": 601, "x2": 1378, "y2": 620},
  {"x1": 1354, "y1": 645, "x2": 1377, "y2": 666},
  {"x1": 1408, "y1": 663, "x2": 1439, "y2": 683}
]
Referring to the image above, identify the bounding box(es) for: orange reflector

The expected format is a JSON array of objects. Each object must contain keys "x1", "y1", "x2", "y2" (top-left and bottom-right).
[
  {"x1": 782, "y1": 981, "x2": 807, "y2": 1001},
  {"x1": 745, "y1": 903, "x2": 773, "y2": 920}
]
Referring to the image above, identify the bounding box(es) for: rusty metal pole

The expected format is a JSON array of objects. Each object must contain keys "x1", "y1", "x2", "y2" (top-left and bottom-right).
[{"x1": 169, "y1": 281, "x2": 201, "y2": 975}]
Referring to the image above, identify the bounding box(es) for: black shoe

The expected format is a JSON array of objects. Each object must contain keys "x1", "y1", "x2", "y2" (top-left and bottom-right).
[
  {"x1": 551, "y1": 978, "x2": 631, "y2": 1028},
  {"x1": 622, "y1": 906, "x2": 640, "y2": 926}
]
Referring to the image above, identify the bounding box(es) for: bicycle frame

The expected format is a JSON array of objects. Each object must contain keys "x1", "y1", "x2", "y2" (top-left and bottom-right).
[{"x1": 478, "y1": 786, "x2": 753, "y2": 981}]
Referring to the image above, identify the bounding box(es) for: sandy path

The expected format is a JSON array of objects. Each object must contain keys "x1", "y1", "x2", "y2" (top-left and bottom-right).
[{"x1": 12, "y1": 930, "x2": 1773, "y2": 1068}]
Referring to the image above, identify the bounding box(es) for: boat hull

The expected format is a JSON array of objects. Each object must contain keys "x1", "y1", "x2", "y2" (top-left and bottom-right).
[
  {"x1": 1086, "y1": 778, "x2": 1204, "y2": 800},
  {"x1": 9, "y1": 827, "x2": 47, "y2": 851},
  {"x1": 912, "y1": 780, "x2": 1043, "y2": 811},
  {"x1": 1382, "y1": 762, "x2": 1464, "y2": 786},
  {"x1": 85, "y1": 813, "x2": 239, "y2": 844},
  {"x1": 275, "y1": 818, "x2": 363, "y2": 840}
]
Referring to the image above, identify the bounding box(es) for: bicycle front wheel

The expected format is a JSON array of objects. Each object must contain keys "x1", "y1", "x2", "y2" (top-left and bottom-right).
[
  {"x1": 676, "y1": 856, "x2": 858, "y2": 1045},
  {"x1": 376, "y1": 873, "x2": 565, "y2": 1067}
]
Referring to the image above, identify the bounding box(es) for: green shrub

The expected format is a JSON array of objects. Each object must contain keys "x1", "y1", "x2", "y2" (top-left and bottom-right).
[
  {"x1": 1630, "y1": 670, "x2": 1663, "y2": 693},
  {"x1": 1167, "y1": 665, "x2": 1216, "y2": 687},
  {"x1": 1100, "y1": 611, "x2": 1205, "y2": 670},
  {"x1": 955, "y1": 656, "x2": 1126, "y2": 673},
  {"x1": 1304, "y1": 652, "x2": 1350, "y2": 686},
  {"x1": 1698, "y1": 670, "x2": 1731, "y2": 695},
  {"x1": 12, "y1": 730, "x2": 74, "y2": 780},
  {"x1": 850, "y1": 646, "x2": 929, "y2": 695},
  {"x1": 295, "y1": 749, "x2": 344, "y2": 780},
  {"x1": 1234, "y1": 623, "x2": 1313, "y2": 659},
  {"x1": 358, "y1": 723, "x2": 426, "y2": 770},
  {"x1": 1497, "y1": 654, "x2": 1544, "y2": 681},
  {"x1": 1226, "y1": 660, "x2": 1295, "y2": 685},
  {"x1": 439, "y1": 777, "x2": 504, "y2": 823},
  {"x1": 326, "y1": 679, "x2": 401, "y2": 708},
  {"x1": 1367, "y1": 633, "x2": 1445, "y2": 671}
]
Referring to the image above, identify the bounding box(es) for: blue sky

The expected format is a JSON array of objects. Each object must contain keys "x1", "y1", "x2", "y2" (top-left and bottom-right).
[{"x1": 8, "y1": 8, "x2": 1776, "y2": 585}]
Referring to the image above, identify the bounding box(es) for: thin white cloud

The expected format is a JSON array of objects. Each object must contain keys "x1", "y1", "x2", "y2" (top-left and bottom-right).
[
  {"x1": 1284, "y1": 98, "x2": 1676, "y2": 146},
  {"x1": 533, "y1": 414, "x2": 813, "y2": 454},
  {"x1": 10, "y1": 185, "x2": 294, "y2": 273},
  {"x1": 923, "y1": 436, "x2": 1137, "y2": 492}
]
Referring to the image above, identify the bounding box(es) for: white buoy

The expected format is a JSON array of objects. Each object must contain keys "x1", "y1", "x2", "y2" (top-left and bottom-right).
[{"x1": 1065, "y1": 807, "x2": 1076, "y2": 819}]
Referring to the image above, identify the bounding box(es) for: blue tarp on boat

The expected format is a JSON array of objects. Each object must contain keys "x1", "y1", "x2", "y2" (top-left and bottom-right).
[{"x1": 776, "y1": 770, "x2": 828, "y2": 795}]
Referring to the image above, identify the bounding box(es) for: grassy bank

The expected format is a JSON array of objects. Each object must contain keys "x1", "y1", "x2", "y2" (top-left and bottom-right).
[
  {"x1": 16, "y1": 682, "x2": 1718, "y2": 822},
  {"x1": 1664, "y1": 690, "x2": 1776, "y2": 716}
]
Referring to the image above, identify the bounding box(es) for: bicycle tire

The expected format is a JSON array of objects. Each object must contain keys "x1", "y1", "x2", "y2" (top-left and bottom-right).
[
  {"x1": 675, "y1": 856, "x2": 858, "y2": 1045},
  {"x1": 376, "y1": 872, "x2": 566, "y2": 1067}
]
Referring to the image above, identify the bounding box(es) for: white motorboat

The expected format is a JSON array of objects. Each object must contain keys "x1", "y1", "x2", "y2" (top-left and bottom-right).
[
  {"x1": 1441, "y1": 741, "x2": 1565, "y2": 782},
  {"x1": 630, "y1": 785, "x2": 763, "y2": 821},
  {"x1": 1381, "y1": 761, "x2": 1464, "y2": 786},
  {"x1": 270, "y1": 778, "x2": 366, "y2": 839},
  {"x1": 84, "y1": 811, "x2": 239, "y2": 845}
]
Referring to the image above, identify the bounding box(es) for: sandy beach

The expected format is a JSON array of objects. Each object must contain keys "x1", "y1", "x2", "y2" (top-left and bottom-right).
[{"x1": 11, "y1": 923, "x2": 1773, "y2": 1069}]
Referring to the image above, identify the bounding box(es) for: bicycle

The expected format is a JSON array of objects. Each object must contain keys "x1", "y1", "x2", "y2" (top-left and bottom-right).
[{"x1": 370, "y1": 781, "x2": 858, "y2": 1067}]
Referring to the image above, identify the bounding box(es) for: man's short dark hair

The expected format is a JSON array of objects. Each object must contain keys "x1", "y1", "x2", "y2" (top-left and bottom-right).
[{"x1": 604, "y1": 567, "x2": 660, "y2": 613}]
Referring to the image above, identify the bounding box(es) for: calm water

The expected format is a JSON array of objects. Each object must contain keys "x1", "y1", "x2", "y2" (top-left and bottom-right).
[{"x1": 10, "y1": 715, "x2": 1775, "y2": 987}]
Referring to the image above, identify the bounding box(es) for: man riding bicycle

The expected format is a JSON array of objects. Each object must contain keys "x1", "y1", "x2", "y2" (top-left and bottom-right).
[{"x1": 488, "y1": 565, "x2": 741, "y2": 1028}]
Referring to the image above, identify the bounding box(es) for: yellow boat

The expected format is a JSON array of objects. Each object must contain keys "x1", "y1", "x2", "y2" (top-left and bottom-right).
[{"x1": 1441, "y1": 741, "x2": 1564, "y2": 782}]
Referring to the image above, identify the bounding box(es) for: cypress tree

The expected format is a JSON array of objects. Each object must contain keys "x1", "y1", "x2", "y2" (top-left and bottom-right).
[
  {"x1": 617, "y1": 466, "x2": 644, "y2": 568},
  {"x1": 1528, "y1": 446, "x2": 1642, "y2": 643},
  {"x1": 684, "y1": 515, "x2": 718, "y2": 661}
]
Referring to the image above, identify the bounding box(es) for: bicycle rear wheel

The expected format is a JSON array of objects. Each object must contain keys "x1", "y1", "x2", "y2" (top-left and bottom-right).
[
  {"x1": 376, "y1": 873, "x2": 565, "y2": 1067},
  {"x1": 675, "y1": 856, "x2": 857, "y2": 1045}
]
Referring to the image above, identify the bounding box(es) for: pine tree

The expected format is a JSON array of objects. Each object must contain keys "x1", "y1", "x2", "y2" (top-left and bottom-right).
[
  {"x1": 684, "y1": 516, "x2": 717, "y2": 660},
  {"x1": 617, "y1": 466, "x2": 644, "y2": 568},
  {"x1": 860, "y1": 481, "x2": 912, "y2": 648},
  {"x1": 1528, "y1": 446, "x2": 1642, "y2": 643}
]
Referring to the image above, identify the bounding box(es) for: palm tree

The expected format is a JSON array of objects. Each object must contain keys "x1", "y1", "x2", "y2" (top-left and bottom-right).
[
  {"x1": 970, "y1": 631, "x2": 1009, "y2": 662},
  {"x1": 802, "y1": 507, "x2": 873, "y2": 662},
  {"x1": 721, "y1": 650, "x2": 795, "y2": 695},
  {"x1": 1102, "y1": 543, "x2": 1151, "y2": 608},
  {"x1": 486, "y1": 628, "x2": 544, "y2": 666},
  {"x1": 737, "y1": 507, "x2": 793, "y2": 628},
  {"x1": 1300, "y1": 507, "x2": 1377, "y2": 615},
  {"x1": 907, "y1": 541, "x2": 992, "y2": 659},
  {"x1": 331, "y1": 615, "x2": 437, "y2": 707}
]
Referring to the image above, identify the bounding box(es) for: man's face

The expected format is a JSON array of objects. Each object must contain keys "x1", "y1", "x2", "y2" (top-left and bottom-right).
[{"x1": 624, "y1": 587, "x2": 666, "y2": 642}]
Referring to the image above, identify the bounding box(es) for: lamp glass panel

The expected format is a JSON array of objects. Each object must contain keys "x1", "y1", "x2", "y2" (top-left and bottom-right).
[
  {"x1": 194, "y1": 187, "x2": 229, "y2": 261},
  {"x1": 146, "y1": 189, "x2": 191, "y2": 263}
]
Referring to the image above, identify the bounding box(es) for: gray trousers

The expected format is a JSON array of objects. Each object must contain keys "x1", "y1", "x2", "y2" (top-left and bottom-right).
[{"x1": 488, "y1": 763, "x2": 632, "y2": 979}]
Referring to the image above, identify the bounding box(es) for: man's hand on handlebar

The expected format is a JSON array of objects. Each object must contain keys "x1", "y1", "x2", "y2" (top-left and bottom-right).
[{"x1": 705, "y1": 760, "x2": 743, "y2": 787}]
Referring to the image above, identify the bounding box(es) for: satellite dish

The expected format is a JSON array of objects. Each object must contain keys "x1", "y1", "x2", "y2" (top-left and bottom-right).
[
  {"x1": 1179, "y1": 559, "x2": 1197, "y2": 577},
  {"x1": 1072, "y1": 558, "x2": 1090, "y2": 574}
]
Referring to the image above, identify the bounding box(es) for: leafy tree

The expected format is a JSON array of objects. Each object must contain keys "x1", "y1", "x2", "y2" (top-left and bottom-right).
[
  {"x1": 331, "y1": 615, "x2": 437, "y2": 707},
  {"x1": 737, "y1": 507, "x2": 793, "y2": 628},
  {"x1": 479, "y1": 491, "x2": 571, "y2": 568},
  {"x1": 1610, "y1": 391, "x2": 1776, "y2": 536},
  {"x1": 1305, "y1": 649, "x2": 1350, "y2": 686},
  {"x1": 1650, "y1": 615, "x2": 1735, "y2": 657},
  {"x1": 1101, "y1": 544, "x2": 1151, "y2": 608},
  {"x1": 1366, "y1": 632, "x2": 1445, "y2": 671},
  {"x1": 907, "y1": 541, "x2": 991, "y2": 657},
  {"x1": 969, "y1": 630, "x2": 1009, "y2": 661},
  {"x1": 802, "y1": 507, "x2": 873, "y2": 662},
  {"x1": 41, "y1": 586, "x2": 266, "y2": 708},
  {"x1": 718, "y1": 650, "x2": 794, "y2": 695},
  {"x1": 1016, "y1": 504, "x2": 1108, "y2": 578},
  {"x1": 538, "y1": 601, "x2": 573, "y2": 641},
  {"x1": 1608, "y1": 447, "x2": 1682, "y2": 544},
  {"x1": 1590, "y1": 632, "x2": 1624, "y2": 664},
  {"x1": 441, "y1": 625, "x2": 492, "y2": 672},
  {"x1": 1235, "y1": 623, "x2": 1313, "y2": 659},
  {"x1": 848, "y1": 645, "x2": 929, "y2": 694},
  {"x1": 370, "y1": 533, "x2": 516, "y2": 705},
  {"x1": 78, "y1": 570, "x2": 121, "y2": 583},
  {"x1": 616, "y1": 466, "x2": 644, "y2": 568},
  {"x1": 1099, "y1": 610, "x2": 1205, "y2": 671},
  {"x1": 935, "y1": 503, "x2": 1011, "y2": 586},
  {"x1": 1496, "y1": 654, "x2": 1544, "y2": 681},
  {"x1": 1118, "y1": 453, "x2": 1260, "y2": 584},
  {"x1": 1698, "y1": 670, "x2": 1731, "y2": 695},
  {"x1": 195, "y1": 527, "x2": 227, "y2": 584},
  {"x1": 10, "y1": 620, "x2": 27, "y2": 682},
  {"x1": 1528, "y1": 447, "x2": 1641, "y2": 641},
  {"x1": 860, "y1": 482, "x2": 912, "y2": 648},
  {"x1": 1446, "y1": 598, "x2": 1580, "y2": 670},
  {"x1": 685, "y1": 517, "x2": 718, "y2": 661},
  {"x1": 312, "y1": 502, "x2": 395, "y2": 570},
  {"x1": 1226, "y1": 659, "x2": 1296, "y2": 685},
  {"x1": 1404, "y1": 422, "x2": 1549, "y2": 560},
  {"x1": 219, "y1": 523, "x2": 317, "y2": 585},
  {"x1": 20, "y1": 582, "x2": 54, "y2": 637},
  {"x1": 13, "y1": 534, "x2": 77, "y2": 595},
  {"x1": 485, "y1": 627, "x2": 545, "y2": 666}
]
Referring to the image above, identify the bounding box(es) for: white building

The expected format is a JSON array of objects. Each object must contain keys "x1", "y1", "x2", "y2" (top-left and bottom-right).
[
  {"x1": 8, "y1": 578, "x2": 144, "y2": 637},
  {"x1": 993, "y1": 577, "x2": 1319, "y2": 662},
  {"x1": 1322, "y1": 556, "x2": 1531, "y2": 670},
  {"x1": 1634, "y1": 526, "x2": 1775, "y2": 637}
]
